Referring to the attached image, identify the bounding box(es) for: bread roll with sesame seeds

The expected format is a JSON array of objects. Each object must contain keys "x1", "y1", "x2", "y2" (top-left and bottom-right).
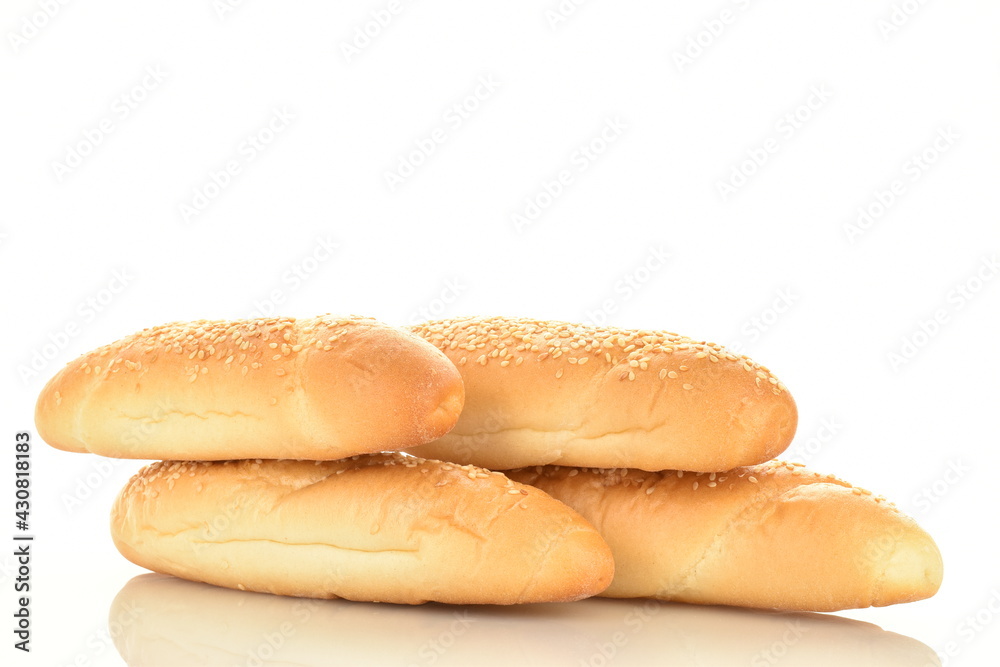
[
  {"x1": 110, "y1": 454, "x2": 615, "y2": 605},
  {"x1": 405, "y1": 316, "x2": 797, "y2": 472},
  {"x1": 507, "y1": 461, "x2": 943, "y2": 612},
  {"x1": 34, "y1": 315, "x2": 464, "y2": 460}
]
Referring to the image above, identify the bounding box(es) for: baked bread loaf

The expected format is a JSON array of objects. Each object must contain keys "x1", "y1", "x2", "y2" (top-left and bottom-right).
[
  {"x1": 507, "y1": 461, "x2": 943, "y2": 611},
  {"x1": 35, "y1": 315, "x2": 464, "y2": 460},
  {"x1": 406, "y1": 316, "x2": 797, "y2": 472},
  {"x1": 110, "y1": 454, "x2": 614, "y2": 605}
]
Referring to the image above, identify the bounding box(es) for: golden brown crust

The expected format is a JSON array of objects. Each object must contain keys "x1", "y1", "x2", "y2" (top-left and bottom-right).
[
  {"x1": 110, "y1": 454, "x2": 614, "y2": 605},
  {"x1": 507, "y1": 461, "x2": 943, "y2": 611},
  {"x1": 406, "y1": 316, "x2": 797, "y2": 471},
  {"x1": 35, "y1": 315, "x2": 464, "y2": 460}
]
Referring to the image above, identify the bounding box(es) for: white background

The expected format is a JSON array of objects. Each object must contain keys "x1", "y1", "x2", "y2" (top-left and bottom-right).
[{"x1": 2, "y1": 1, "x2": 999, "y2": 665}]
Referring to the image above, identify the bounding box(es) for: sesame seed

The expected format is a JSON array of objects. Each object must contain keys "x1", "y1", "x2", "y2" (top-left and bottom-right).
[
  {"x1": 682, "y1": 383, "x2": 693, "y2": 390},
  {"x1": 692, "y1": 482, "x2": 699, "y2": 490}
]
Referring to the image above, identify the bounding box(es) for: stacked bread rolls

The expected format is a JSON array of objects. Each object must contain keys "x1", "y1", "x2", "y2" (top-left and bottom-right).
[
  {"x1": 35, "y1": 315, "x2": 614, "y2": 604},
  {"x1": 407, "y1": 316, "x2": 943, "y2": 611},
  {"x1": 36, "y1": 314, "x2": 942, "y2": 612}
]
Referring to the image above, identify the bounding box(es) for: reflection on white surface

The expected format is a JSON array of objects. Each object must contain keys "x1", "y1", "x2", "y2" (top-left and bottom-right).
[{"x1": 111, "y1": 574, "x2": 939, "y2": 667}]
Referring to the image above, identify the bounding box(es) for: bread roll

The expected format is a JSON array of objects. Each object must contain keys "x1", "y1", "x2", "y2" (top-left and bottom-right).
[
  {"x1": 110, "y1": 454, "x2": 614, "y2": 605},
  {"x1": 405, "y1": 316, "x2": 797, "y2": 472},
  {"x1": 35, "y1": 315, "x2": 464, "y2": 460},
  {"x1": 507, "y1": 461, "x2": 943, "y2": 611}
]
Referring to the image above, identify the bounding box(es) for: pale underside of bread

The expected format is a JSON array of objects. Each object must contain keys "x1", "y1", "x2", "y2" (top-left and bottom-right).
[
  {"x1": 110, "y1": 454, "x2": 614, "y2": 605},
  {"x1": 35, "y1": 315, "x2": 464, "y2": 460},
  {"x1": 405, "y1": 316, "x2": 797, "y2": 472},
  {"x1": 507, "y1": 461, "x2": 943, "y2": 612}
]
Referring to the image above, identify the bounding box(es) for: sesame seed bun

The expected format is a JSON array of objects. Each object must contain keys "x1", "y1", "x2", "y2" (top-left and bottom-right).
[
  {"x1": 508, "y1": 461, "x2": 943, "y2": 611},
  {"x1": 110, "y1": 455, "x2": 615, "y2": 605},
  {"x1": 406, "y1": 316, "x2": 797, "y2": 472},
  {"x1": 35, "y1": 315, "x2": 464, "y2": 460}
]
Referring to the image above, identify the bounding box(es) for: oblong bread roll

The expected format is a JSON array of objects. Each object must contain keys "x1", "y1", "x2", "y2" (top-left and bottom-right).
[
  {"x1": 507, "y1": 461, "x2": 943, "y2": 611},
  {"x1": 110, "y1": 455, "x2": 615, "y2": 605},
  {"x1": 406, "y1": 316, "x2": 797, "y2": 472},
  {"x1": 35, "y1": 315, "x2": 464, "y2": 460}
]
